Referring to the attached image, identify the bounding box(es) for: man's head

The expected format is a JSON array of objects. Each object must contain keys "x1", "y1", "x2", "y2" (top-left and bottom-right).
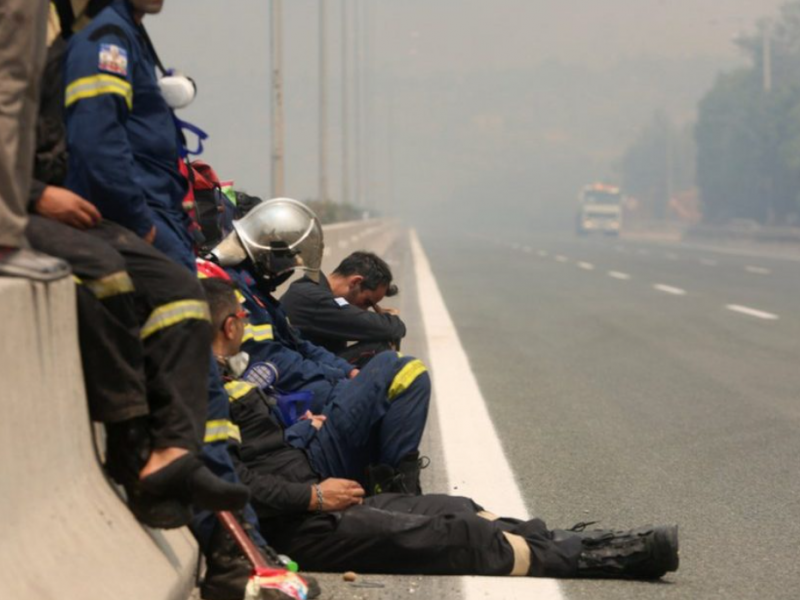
[
  {"x1": 329, "y1": 251, "x2": 398, "y2": 310},
  {"x1": 129, "y1": 0, "x2": 164, "y2": 16},
  {"x1": 202, "y1": 278, "x2": 247, "y2": 358}
]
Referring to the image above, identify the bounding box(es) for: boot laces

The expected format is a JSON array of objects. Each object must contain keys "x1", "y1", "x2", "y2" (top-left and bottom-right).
[{"x1": 568, "y1": 520, "x2": 599, "y2": 532}]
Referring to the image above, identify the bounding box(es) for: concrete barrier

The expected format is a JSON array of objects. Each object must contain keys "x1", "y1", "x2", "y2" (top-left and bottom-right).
[
  {"x1": 0, "y1": 276, "x2": 197, "y2": 600},
  {"x1": 0, "y1": 219, "x2": 401, "y2": 599}
]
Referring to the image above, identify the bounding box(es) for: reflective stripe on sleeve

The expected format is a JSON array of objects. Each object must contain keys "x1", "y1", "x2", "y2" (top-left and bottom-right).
[
  {"x1": 224, "y1": 380, "x2": 257, "y2": 403},
  {"x1": 84, "y1": 271, "x2": 134, "y2": 300},
  {"x1": 242, "y1": 323, "x2": 273, "y2": 343},
  {"x1": 65, "y1": 74, "x2": 133, "y2": 110},
  {"x1": 387, "y1": 358, "x2": 427, "y2": 401},
  {"x1": 140, "y1": 299, "x2": 210, "y2": 340},
  {"x1": 204, "y1": 419, "x2": 241, "y2": 444}
]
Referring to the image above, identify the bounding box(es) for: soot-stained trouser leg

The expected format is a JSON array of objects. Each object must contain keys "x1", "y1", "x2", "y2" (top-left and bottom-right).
[
  {"x1": 265, "y1": 493, "x2": 579, "y2": 577},
  {"x1": 306, "y1": 352, "x2": 430, "y2": 483},
  {"x1": 25, "y1": 216, "x2": 148, "y2": 426}
]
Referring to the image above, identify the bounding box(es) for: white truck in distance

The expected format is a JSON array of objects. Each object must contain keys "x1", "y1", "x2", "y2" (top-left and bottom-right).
[{"x1": 576, "y1": 184, "x2": 622, "y2": 236}]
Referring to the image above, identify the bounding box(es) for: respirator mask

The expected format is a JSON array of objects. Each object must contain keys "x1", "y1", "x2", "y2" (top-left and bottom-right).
[{"x1": 158, "y1": 70, "x2": 197, "y2": 109}]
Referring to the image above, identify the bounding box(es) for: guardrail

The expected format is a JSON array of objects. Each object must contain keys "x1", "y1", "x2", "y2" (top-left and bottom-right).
[{"x1": 0, "y1": 218, "x2": 399, "y2": 599}]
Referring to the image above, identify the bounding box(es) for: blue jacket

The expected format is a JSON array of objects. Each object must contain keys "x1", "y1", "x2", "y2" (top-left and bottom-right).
[
  {"x1": 64, "y1": 0, "x2": 188, "y2": 239},
  {"x1": 226, "y1": 267, "x2": 355, "y2": 412}
]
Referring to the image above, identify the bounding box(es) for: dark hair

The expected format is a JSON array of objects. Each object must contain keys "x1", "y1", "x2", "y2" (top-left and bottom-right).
[
  {"x1": 201, "y1": 278, "x2": 240, "y2": 330},
  {"x1": 333, "y1": 251, "x2": 398, "y2": 296}
]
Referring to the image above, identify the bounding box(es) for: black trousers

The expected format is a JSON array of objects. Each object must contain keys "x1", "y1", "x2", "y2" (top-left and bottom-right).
[
  {"x1": 26, "y1": 216, "x2": 210, "y2": 451},
  {"x1": 263, "y1": 493, "x2": 580, "y2": 577}
]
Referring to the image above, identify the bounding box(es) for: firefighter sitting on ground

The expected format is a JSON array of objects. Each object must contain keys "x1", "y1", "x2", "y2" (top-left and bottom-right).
[{"x1": 202, "y1": 250, "x2": 681, "y2": 581}]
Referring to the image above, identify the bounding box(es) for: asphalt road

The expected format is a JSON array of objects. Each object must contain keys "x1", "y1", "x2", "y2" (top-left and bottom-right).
[{"x1": 413, "y1": 228, "x2": 800, "y2": 600}]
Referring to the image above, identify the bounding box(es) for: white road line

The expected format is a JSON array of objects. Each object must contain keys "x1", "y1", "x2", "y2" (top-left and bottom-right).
[
  {"x1": 700, "y1": 258, "x2": 718, "y2": 267},
  {"x1": 725, "y1": 304, "x2": 779, "y2": 320},
  {"x1": 608, "y1": 271, "x2": 630, "y2": 280},
  {"x1": 577, "y1": 261, "x2": 594, "y2": 270},
  {"x1": 745, "y1": 266, "x2": 772, "y2": 275},
  {"x1": 537, "y1": 250, "x2": 549, "y2": 257},
  {"x1": 653, "y1": 284, "x2": 686, "y2": 296},
  {"x1": 555, "y1": 255, "x2": 568, "y2": 263},
  {"x1": 410, "y1": 230, "x2": 563, "y2": 600}
]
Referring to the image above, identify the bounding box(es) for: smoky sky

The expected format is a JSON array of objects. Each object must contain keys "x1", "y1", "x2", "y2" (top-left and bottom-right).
[{"x1": 148, "y1": 0, "x2": 783, "y2": 229}]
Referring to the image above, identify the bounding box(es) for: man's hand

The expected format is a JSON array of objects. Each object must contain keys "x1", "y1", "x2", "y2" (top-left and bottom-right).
[
  {"x1": 349, "y1": 368, "x2": 360, "y2": 379},
  {"x1": 371, "y1": 303, "x2": 400, "y2": 316},
  {"x1": 311, "y1": 478, "x2": 365, "y2": 512},
  {"x1": 143, "y1": 225, "x2": 157, "y2": 245},
  {"x1": 35, "y1": 186, "x2": 102, "y2": 229},
  {"x1": 300, "y1": 410, "x2": 327, "y2": 431}
]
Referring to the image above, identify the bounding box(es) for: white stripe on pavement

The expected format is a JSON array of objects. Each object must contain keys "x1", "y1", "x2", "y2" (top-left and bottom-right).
[
  {"x1": 745, "y1": 266, "x2": 771, "y2": 275},
  {"x1": 577, "y1": 262, "x2": 594, "y2": 270},
  {"x1": 725, "y1": 304, "x2": 779, "y2": 320},
  {"x1": 608, "y1": 271, "x2": 630, "y2": 280},
  {"x1": 410, "y1": 230, "x2": 563, "y2": 600},
  {"x1": 653, "y1": 284, "x2": 686, "y2": 296}
]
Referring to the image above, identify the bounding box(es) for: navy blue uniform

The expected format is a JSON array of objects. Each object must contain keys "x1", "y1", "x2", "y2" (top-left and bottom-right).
[{"x1": 63, "y1": 0, "x2": 261, "y2": 551}]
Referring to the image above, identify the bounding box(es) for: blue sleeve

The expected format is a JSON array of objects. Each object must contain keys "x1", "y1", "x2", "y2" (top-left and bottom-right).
[
  {"x1": 64, "y1": 33, "x2": 155, "y2": 237},
  {"x1": 297, "y1": 337, "x2": 354, "y2": 377},
  {"x1": 284, "y1": 419, "x2": 317, "y2": 449}
]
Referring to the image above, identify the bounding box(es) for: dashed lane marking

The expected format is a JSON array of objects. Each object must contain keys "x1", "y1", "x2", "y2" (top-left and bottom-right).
[
  {"x1": 608, "y1": 271, "x2": 631, "y2": 280},
  {"x1": 410, "y1": 230, "x2": 564, "y2": 600},
  {"x1": 725, "y1": 304, "x2": 779, "y2": 320},
  {"x1": 745, "y1": 266, "x2": 772, "y2": 275},
  {"x1": 577, "y1": 262, "x2": 594, "y2": 270},
  {"x1": 653, "y1": 284, "x2": 687, "y2": 296},
  {"x1": 555, "y1": 255, "x2": 569, "y2": 263}
]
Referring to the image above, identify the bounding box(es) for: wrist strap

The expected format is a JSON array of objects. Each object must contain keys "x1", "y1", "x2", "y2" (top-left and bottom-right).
[{"x1": 313, "y1": 483, "x2": 324, "y2": 512}]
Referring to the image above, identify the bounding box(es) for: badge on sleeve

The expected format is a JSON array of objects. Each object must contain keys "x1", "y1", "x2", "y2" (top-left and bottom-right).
[
  {"x1": 335, "y1": 297, "x2": 349, "y2": 307},
  {"x1": 98, "y1": 43, "x2": 128, "y2": 76}
]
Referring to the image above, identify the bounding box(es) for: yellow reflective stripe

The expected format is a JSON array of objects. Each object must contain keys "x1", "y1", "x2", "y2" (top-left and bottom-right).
[
  {"x1": 72, "y1": 275, "x2": 83, "y2": 285},
  {"x1": 65, "y1": 74, "x2": 133, "y2": 110},
  {"x1": 204, "y1": 419, "x2": 241, "y2": 444},
  {"x1": 388, "y1": 359, "x2": 427, "y2": 401},
  {"x1": 242, "y1": 323, "x2": 273, "y2": 343},
  {"x1": 140, "y1": 300, "x2": 210, "y2": 340},
  {"x1": 235, "y1": 290, "x2": 246, "y2": 304},
  {"x1": 84, "y1": 271, "x2": 134, "y2": 300},
  {"x1": 224, "y1": 380, "x2": 257, "y2": 403}
]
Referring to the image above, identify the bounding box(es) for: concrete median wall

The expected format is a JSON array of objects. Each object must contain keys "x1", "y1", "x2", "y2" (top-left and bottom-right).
[
  {"x1": 0, "y1": 276, "x2": 198, "y2": 600},
  {"x1": 0, "y1": 218, "x2": 399, "y2": 599}
]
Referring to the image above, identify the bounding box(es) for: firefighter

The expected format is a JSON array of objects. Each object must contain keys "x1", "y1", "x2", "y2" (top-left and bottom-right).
[
  {"x1": 26, "y1": 1, "x2": 248, "y2": 527},
  {"x1": 281, "y1": 250, "x2": 407, "y2": 368},
  {"x1": 206, "y1": 198, "x2": 431, "y2": 494},
  {"x1": 60, "y1": 0, "x2": 260, "y2": 555},
  {"x1": 204, "y1": 273, "x2": 680, "y2": 581}
]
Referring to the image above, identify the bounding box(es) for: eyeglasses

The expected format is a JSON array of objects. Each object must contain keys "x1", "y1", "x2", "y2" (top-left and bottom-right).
[{"x1": 221, "y1": 308, "x2": 249, "y2": 329}]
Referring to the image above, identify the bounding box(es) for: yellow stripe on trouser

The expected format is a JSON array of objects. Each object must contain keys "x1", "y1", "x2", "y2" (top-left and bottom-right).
[
  {"x1": 204, "y1": 419, "x2": 241, "y2": 444},
  {"x1": 224, "y1": 380, "x2": 257, "y2": 403},
  {"x1": 140, "y1": 300, "x2": 210, "y2": 340},
  {"x1": 387, "y1": 358, "x2": 427, "y2": 401},
  {"x1": 65, "y1": 74, "x2": 133, "y2": 110},
  {"x1": 242, "y1": 323, "x2": 273, "y2": 343},
  {"x1": 84, "y1": 270, "x2": 134, "y2": 300}
]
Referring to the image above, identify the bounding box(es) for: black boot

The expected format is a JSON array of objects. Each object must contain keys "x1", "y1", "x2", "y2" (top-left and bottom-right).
[
  {"x1": 556, "y1": 524, "x2": 680, "y2": 580},
  {"x1": 201, "y1": 521, "x2": 320, "y2": 600},
  {"x1": 365, "y1": 452, "x2": 429, "y2": 496}
]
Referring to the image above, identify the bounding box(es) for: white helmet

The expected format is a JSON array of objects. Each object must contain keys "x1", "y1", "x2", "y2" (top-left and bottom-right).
[{"x1": 211, "y1": 197, "x2": 324, "y2": 283}]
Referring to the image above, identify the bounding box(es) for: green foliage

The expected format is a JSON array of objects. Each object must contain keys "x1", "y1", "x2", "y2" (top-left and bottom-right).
[{"x1": 696, "y1": 1, "x2": 800, "y2": 225}]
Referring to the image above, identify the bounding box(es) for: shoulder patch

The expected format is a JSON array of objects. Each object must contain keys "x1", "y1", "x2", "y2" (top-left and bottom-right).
[
  {"x1": 334, "y1": 297, "x2": 349, "y2": 307},
  {"x1": 98, "y1": 43, "x2": 128, "y2": 76}
]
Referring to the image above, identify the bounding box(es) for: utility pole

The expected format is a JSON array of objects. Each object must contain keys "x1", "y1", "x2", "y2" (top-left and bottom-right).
[
  {"x1": 353, "y1": 0, "x2": 362, "y2": 208},
  {"x1": 340, "y1": 0, "x2": 350, "y2": 205},
  {"x1": 763, "y1": 23, "x2": 773, "y2": 93},
  {"x1": 318, "y1": 0, "x2": 329, "y2": 202},
  {"x1": 270, "y1": 0, "x2": 285, "y2": 197}
]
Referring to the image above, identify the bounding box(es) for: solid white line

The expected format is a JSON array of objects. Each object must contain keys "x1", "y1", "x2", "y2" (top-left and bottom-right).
[
  {"x1": 700, "y1": 258, "x2": 718, "y2": 267},
  {"x1": 608, "y1": 271, "x2": 630, "y2": 280},
  {"x1": 653, "y1": 284, "x2": 686, "y2": 296},
  {"x1": 745, "y1": 266, "x2": 771, "y2": 275},
  {"x1": 555, "y1": 255, "x2": 568, "y2": 263},
  {"x1": 725, "y1": 304, "x2": 779, "y2": 320},
  {"x1": 410, "y1": 230, "x2": 563, "y2": 600},
  {"x1": 577, "y1": 261, "x2": 594, "y2": 270}
]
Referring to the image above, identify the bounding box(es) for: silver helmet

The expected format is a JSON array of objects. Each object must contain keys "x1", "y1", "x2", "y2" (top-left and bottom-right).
[{"x1": 212, "y1": 197, "x2": 324, "y2": 283}]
